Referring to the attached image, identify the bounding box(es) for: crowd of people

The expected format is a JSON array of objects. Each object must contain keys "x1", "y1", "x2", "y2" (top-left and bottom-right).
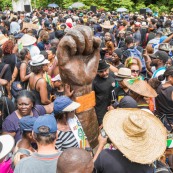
[{"x1": 0, "y1": 5, "x2": 173, "y2": 173}]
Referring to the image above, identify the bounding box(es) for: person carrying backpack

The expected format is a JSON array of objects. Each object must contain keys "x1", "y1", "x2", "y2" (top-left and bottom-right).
[{"x1": 122, "y1": 36, "x2": 147, "y2": 75}]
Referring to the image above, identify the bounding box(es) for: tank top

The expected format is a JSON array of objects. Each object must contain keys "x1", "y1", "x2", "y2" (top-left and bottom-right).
[
  {"x1": 155, "y1": 85, "x2": 173, "y2": 118},
  {"x1": 31, "y1": 78, "x2": 52, "y2": 105}
]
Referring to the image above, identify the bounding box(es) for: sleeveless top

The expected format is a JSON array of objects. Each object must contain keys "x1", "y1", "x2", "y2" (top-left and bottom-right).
[
  {"x1": 155, "y1": 84, "x2": 173, "y2": 118},
  {"x1": 31, "y1": 78, "x2": 52, "y2": 105}
]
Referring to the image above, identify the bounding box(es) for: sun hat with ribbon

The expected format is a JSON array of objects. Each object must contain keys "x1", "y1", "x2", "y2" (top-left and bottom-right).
[
  {"x1": 30, "y1": 54, "x2": 50, "y2": 66},
  {"x1": 103, "y1": 108, "x2": 167, "y2": 164},
  {"x1": 0, "y1": 134, "x2": 15, "y2": 159},
  {"x1": 114, "y1": 68, "x2": 132, "y2": 81},
  {"x1": 100, "y1": 21, "x2": 114, "y2": 29},
  {"x1": 123, "y1": 77, "x2": 157, "y2": 98},
  {"x1": 18, "y1": 34, "x2": 37, "y2": 47}
]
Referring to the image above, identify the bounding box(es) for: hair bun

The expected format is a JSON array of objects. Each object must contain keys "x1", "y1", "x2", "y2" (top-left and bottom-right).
[{"x1": 158, "y1": 74, "x2": 165, "y2": 81}]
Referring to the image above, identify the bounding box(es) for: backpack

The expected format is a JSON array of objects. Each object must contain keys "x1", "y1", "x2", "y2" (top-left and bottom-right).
[{"x1": 128, "y1": 47, "x2": 146, "y2": 73}]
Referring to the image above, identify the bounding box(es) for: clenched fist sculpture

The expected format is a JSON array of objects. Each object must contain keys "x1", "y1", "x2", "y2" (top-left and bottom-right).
[{"x1": 57, "y1": 26, "x2": 101, "y2": 148}]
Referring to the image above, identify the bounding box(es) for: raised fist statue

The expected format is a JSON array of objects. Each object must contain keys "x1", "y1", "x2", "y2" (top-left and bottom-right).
[{"x1": 57, "y1": 26, "x2": 101, "y2": 148}]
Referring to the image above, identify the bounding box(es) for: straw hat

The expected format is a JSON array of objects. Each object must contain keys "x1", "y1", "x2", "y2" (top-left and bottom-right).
[
  {"x1": 0, "y1": 134, "x2": 15, "y2": 159},
  {"x1": 103, "y1": 108, "x2": 167, "y2": 164},
  {"x1": 0, "y1": 34, "x2": 9, "y2": 45},
  {"x1": 114, "y1": 68, "x2": 132, "y2": 81},
  {"x1": 18, "y1": 34, "x2": 36, "y2": 46},
  {"x1": 159, "y1": 43, "x2": 173, "y2": 52},
  {"x1": 123, "y1": 78, "x2": 157, "y2": 98},
  {"x1": 100, "y1": 21, "x2": 114, "y2": 29}
]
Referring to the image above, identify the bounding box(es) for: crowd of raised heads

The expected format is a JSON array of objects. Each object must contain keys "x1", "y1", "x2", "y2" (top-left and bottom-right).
[{"x1": 1, "y1": 6, "x2": 173, "y2": 173}]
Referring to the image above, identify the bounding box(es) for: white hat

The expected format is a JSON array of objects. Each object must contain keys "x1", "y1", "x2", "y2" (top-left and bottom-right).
[
  {"x1": 30, "y1": 54, "x2": 50, "y2": 66},
  {"x1": 18, "y1": 34, "x2": 36, "y2": 46},
  {"x1": 0, "y1": 135, "x2": 15, "y2": 159},
  {"x1": 32, "y1": 16, "x2": 39, "y2": 23},
  {"x1": 51, "y1": 74, "x2": 62, "y2": 81}
]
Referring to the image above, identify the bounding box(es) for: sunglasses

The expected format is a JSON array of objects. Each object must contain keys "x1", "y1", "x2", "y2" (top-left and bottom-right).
[{"x1": 131, "y1": 70, "x2": 140, "y2": 73}]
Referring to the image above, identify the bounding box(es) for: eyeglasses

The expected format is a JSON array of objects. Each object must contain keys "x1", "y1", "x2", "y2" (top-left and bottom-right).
[{"x1": 131, "y1": 70, "x2": 140, "y2": 73}]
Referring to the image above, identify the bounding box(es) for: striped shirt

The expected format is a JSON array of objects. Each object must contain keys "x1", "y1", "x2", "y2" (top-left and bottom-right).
[{"x1": 55, "y1": 130, "x2": 78, "y2": 151}]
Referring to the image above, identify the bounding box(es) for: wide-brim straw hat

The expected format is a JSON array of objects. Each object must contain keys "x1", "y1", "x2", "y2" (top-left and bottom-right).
[
  {"x1": 0, "y1": 134, "x2": 15, "y2": 159},
  {"x1": 0, "y1": 34, "x2": 9, "y2": 45},
  {"x1": 159, "y1": 43, "x2": 173, "y2": 52},
  {"x1": 18, "y1": 34, "x2": 36, "y2": 46},
  {"x1": 103, "y1": 108, "x2": 167, "y2": 164},
  {"x1": 123, "y1": 78, "x2": 157, "y2": 98},
  {"x1": 100, "y1": 21, "x2": 114, "y2": 29}
]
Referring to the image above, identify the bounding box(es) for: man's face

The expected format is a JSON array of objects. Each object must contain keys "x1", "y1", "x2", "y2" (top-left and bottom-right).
[
  {"x1": 150, "y1": 58, "x2": 159, "y2": 67},
  {"x1": 104, "y1": 32, "x2": 111, "y2": 41},
  {"x1": 97, "y1": 68, "x2": 109, "y2": 78}
]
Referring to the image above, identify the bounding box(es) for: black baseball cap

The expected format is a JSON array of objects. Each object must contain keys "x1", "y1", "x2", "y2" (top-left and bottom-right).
[
  {"x1": 149, "y1": 50, "x2": 169, "y2": 63},
  {"x1": 44, "y1": 20, "x2": 52, "y2": 30}
]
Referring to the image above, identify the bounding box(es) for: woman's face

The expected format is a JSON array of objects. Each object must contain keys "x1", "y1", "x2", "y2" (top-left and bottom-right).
[
  {"x1": 130, "y1": 64, "x2": 140, "y2": 78},
  {"x1": 112, "y1": 52, "x2": 119, "y2": 63},
  {"x1": 42, "y1": 64, "x2": 48, "y2": 72},
  {"x1": 166, "y1": 59, "x2": 172, "y2": 68},
  {"x1": 17, "y1": 97, "x2": 33, "y2": 116}
]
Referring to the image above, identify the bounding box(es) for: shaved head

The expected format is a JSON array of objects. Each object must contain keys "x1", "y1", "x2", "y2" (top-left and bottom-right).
[{"x1": 57, "y1": 148, "x2": 94, "y2": 173}]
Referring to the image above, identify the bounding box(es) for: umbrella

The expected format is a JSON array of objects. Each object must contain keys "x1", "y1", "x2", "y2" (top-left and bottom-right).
[
  {"x1": 71, "y1": 2, "x2": 85, "y2": 8},
  {"x1": 116, "y1": 8, "x2": 128, "y2": 13},
  {"x1": 48, "y1": 3, "x2": 59, "y2": 8},
  {"x1": 145, "y1": 8, "x2": 152, "y2": 13}
]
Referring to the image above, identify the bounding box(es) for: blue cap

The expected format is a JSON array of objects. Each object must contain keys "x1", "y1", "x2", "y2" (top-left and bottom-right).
[
  {"x1": 53, "y1": 96, "x2": 80, "y2": 114},
  {"x1": 33, "y1": 114, "x2": 57, "y2": 134},
  {"x1": 19, "y1": 116, "x2": 37, "y2": 132},
  {"x1": 14, "y1": 33, "x2": 24, "y2": 39}
]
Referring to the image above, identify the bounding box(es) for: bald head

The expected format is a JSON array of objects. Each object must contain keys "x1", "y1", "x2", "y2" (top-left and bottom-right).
[{"x1": 57, "y1": 148, "x2": 94, "y2": 173}]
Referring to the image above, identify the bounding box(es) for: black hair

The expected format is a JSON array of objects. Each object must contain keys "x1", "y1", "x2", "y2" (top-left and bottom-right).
[
  {"x1": 158, "y1": 66, "x2": 173, "y2": 81},
  {"x1": 19, "y1": 48, "x2": 29, "y2": 60},
  {"x1": 31, "y1": 65, "x2": 43, "y2": 74},
  {"x1": 49, "y1": 46, "x2": 56, "y2": 55},
  {"x1": 40, "y1": 51, "x2": 48, "y2": 59},
  {"x1": 125, "y1": 36, "x2": 134, "y2": 45},
  {"x1": 0, "y1": 48, "x2": 3, "y2": 58},
  {"x1": 15, "y1": 90, "x2": 36, "y2": 106}
]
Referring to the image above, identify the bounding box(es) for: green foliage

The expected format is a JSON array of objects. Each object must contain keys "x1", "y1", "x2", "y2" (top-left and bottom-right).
[
  {"x1": 135, "y1": 2, "x2": 146, "y2": 12},
  {"x1": 0, "y1": 0, "x2": 12, "y2": 10}
]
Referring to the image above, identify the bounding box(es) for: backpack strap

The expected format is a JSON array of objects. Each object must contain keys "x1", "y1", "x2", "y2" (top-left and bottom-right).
[{"x1": 0, "y1": 64, "x2": 9, "y2": 79}]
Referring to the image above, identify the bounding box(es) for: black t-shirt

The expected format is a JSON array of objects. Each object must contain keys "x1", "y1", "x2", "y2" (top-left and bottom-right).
[
  {"x1": 94, "y1": 149, "x2": 154, "y2": 173},
  {"x1": 92, "y1": 71, "x2": 115, "y2": 125},
  {"x1": 2, "y1": 54, "x2": 16, "y2": 74},
  {"x1": 0, "y1": 62, "x2": 12, "y2": 82},
  {"x1": 113, "y1": 86, "x2": 129, "y2": 102}
]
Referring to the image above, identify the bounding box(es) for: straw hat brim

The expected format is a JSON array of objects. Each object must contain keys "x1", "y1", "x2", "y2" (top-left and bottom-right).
[
  {"x1": 100, "y1": 24, "x2": 114, "y2": 29},
  {"x1": 18, "y1": 34, "x2": 37, "y2": 46},
  {"x1": 103, "y1": 108, "x2": 167, "y2": 164},
  {"x1": 0, "y1": 135, "x2": 15, "y2": 159},
  {"x1": 0, "y1": 37, "x2": 9, "y2": 45},
  {"x1": 123, "y1": 79, "x2": 157, "y2": 98}
]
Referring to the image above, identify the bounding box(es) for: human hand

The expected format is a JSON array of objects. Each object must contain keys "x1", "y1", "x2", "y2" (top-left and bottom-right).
[
  {"x1": 64, "y1": 84, "x2": 74, "y2": 97},
  {"x1": 57, "y1": 26, "x2": 101, "y2": 86},
  {"x1": 98, "y1": 133, "x2": 108, "y2": 147},
  {"x1": 107, "y1": 105, "x2": 114, "y2": 111}
]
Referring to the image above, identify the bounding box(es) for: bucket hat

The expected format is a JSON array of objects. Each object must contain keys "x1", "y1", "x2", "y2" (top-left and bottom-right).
[
  {"x1": 103, "y1": 108, "x2": 167, "y2": 164},
  {"x1": 18, "y1": 34, "x2": 36, "y2": 46},
  {"x1": 158, "y1": 43, "x2": 173, "y2": 52},
  {"x1": 114, "y1": 68, "x2": 132, "y2": 81},
  {"x1": 30, "y1": 54, "x2": 50, "y2": 66},
  {"x1": 123, "y1": 77, "x2": 157, "y2": 98},
  {"x1": 0, "y1": 135, "x2": 15, "y2": 159}
]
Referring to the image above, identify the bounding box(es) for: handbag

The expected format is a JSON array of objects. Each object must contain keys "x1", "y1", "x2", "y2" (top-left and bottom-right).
[{"x1": 11, "y1": 81, "x2": 24, "y2": 98}]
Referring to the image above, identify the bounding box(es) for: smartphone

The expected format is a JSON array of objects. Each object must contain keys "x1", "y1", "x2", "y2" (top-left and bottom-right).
[{"x1": 101, "y1": 129, "x2": 107, "y2": 138}]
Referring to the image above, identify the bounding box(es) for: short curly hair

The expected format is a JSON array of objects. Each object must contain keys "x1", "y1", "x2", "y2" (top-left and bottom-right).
[{"x1": 2, "y1": 40, "x2": 14, "y2": 54}]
